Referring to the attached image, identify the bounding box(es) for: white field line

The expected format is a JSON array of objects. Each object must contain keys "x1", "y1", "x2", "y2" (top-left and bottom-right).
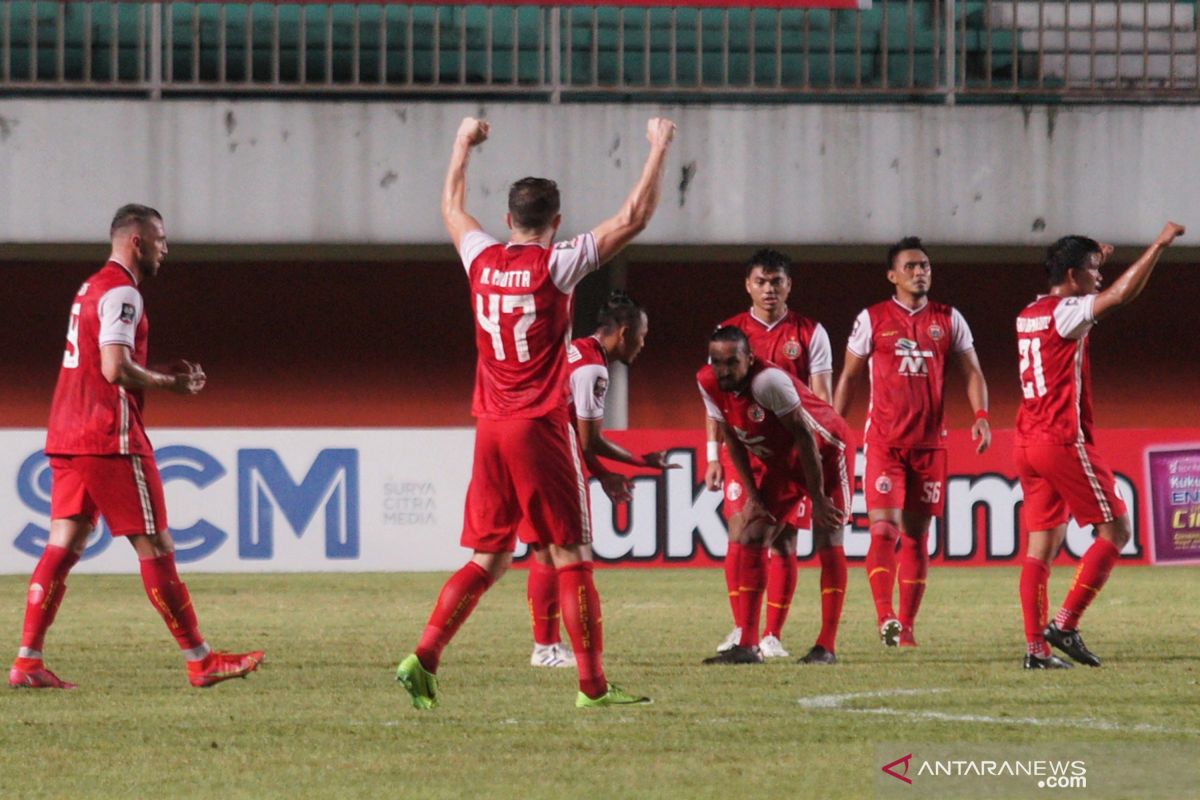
[{"x1": 798, "y1": 689, "x2": 1200, "y2": 736}]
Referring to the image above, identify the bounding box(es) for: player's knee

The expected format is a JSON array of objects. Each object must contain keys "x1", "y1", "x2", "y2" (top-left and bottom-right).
[
  {"x1": 1100, "y1": 518, "x2": 1131, "y2": 550},
  {"x1": 868, "y1": 519, "x2": 899, "y2": 543}
]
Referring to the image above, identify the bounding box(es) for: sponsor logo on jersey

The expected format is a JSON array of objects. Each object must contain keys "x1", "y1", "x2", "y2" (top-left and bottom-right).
[
  {"x1": 748, "y1": 405, "x2": 765, "y2": 423},
  {"x1": 77, "y1": 282, "x2": 90, "y2": 296},
  {"x1": 726, "y1": 481, "x2": 743, "y2": 502},
  {"x1": 567, "y1": 344, "x2": 582, "y2": 363},
  {"x1": 875, "y1": 475, "x2": 893, "y2": 494},
  {"x1": 783, "y1": 339, "x2": 801, "y2": 359},
  {"x1": 927, "y1": 323, "x2": 943, "y2": 340},
  {"x1": 895, "y1": 338, "x2": 934, "y2": 376},
  {"x1": 881, "y1": 329, "x2": 898, "y2": 337},
  {"x1": 555, "y1": 237, "x2": 581, "y2": 251},
  {"x1": 120, "y1": 303, "x2": 136, "y2": 323},
  {"x1": 593, "y1": 377, "x2": 608, "y2": 400}
]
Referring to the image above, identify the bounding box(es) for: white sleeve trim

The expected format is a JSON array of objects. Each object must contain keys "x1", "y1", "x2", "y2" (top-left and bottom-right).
[
  {"x1": 807, "y1": 323, "x2": 833, "y2": 374},
  {"x1": 845, "y1": 309, "x2": 873, "y2": 358},
  {"x1": 699, "y1": 382, "x2": 725, "y2": 422},
  {"x1": 96, "y1": 286, "x2": 143, "y2": 348},
  {"x1": 459, "y1": 230, "x2": 500, "y2": 274},
  {"x1": 570, "y1": 363, "x2": 609, "y2": 421},
  {"x1": 949, "y1": 307, "x2": 975, "y2": 353},
  {"x1": 750, "y1": 368, "x2": 803, "y2": 417},
  {"x1": 1053, "y1": 295, "x2": 1097, "y2": 340},
  {"x1": 549, "y1": 233, "x2": 600, "y2": 293}
]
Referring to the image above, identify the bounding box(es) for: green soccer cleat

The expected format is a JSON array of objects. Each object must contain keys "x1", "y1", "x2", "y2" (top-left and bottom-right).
[
  {"x1": 575, "y1": 683, "x2": 652, "y2": 708},
  {"x1": 396, "y1": 654, "x2": 439, "y2": 710}
]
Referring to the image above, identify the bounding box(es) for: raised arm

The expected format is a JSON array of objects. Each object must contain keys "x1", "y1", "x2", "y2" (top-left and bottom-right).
[
  {"x1": 591, "y1": 118, "x2": 676, "y2": 265},
  {"x1": 953, "y1": 348, "x2": 991, "y2": 454},
  {"x1": 832, "y1": 350, "x2": 868, "y2": 420},
  {"x1": 441, "y1": 117, "x2": 490, "y2": 253},
  {"x1": 1092, "y1": 222, "x2": 1185, "y2": 321}
]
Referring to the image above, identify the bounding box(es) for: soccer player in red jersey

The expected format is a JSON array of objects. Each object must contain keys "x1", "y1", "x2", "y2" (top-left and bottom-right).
[
  {"x1": 526, "y1": 291, "x2": 676, "y2": 668},
  {"x1": 9, "y1": 205, "x2": 264, "y2": 690},
  {"x1": 699, "y1": 327, "x2": 853, "y2": 665},
  {"x1": 396, "y1": 116, "x2": 675, "y2": 709},
  {"x1": 834, "y1": 237, "x2": 990, "y2": 648},
  {"x1": 704, "y1": 249, "x2": 835, "y2": 659},
  {"x1": 1017, "y1": 222, "x2": 1185, "y2": 669}
]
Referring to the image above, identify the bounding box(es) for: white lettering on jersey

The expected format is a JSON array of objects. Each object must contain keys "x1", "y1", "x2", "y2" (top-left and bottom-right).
[
  {"x1": 62, "y1": 303, "x2": 82, "y2": 369},
  {"x1": 731, "y1": 426, "x2": 773, "y2": 459},
  {"x1": 481, "y1": 269, "x2": 532, "y2": 289},
  {"x1": 1016, "y1": 315, "x2": 1052, "y2": 333},
  {"x1": 895, "y1": 339, "x2": 934, "y2": 376}
]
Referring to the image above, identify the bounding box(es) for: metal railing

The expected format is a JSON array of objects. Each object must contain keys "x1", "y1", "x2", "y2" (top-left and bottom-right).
[{"x1": 0, "y1": 2, "x2": 1196, "y2": 101}]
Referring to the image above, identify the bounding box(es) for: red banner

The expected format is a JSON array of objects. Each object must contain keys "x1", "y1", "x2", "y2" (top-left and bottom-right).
[{"x1": 514, "y1": 428, "x2": 1200, "y2": 568}]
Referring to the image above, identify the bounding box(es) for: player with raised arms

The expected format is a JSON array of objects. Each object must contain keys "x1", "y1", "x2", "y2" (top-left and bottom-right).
[
  {"x1": 9, "y1": 204, "x2": 264, "y2": 690},
  {"x1": 704, "y1": 248, "x2": 836, "y2": 659},
  {"x1": 698, "y1": 326, "x2": 853, "y2": 665},
  {"x1": 526, "y1": 291, "x2": 677, "y2": 668},
  {"x1": 1017, "y1": 222, "x2": 1185, "y2": 668},
  {"x1": 395, "y1": 116, "x2": 675, "y2": 708},
  {"x1": 834, "y1": 236, "x2": 990, "y2": 648}
]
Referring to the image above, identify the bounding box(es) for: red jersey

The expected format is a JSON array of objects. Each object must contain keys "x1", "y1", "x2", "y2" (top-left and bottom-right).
[
  {"x1": 846, "y1": 298, "x2": 974, "y2": 448},
  {"x1": 566, "y1": 335, "x2": 609, "y2": 422},
  {"x1": 45, "y1": 261, "x2": 152, "y2": 456},
  {"x1": 697, "y1": 360, "x2": 849, "y2": 473},
  {"x1": 460, "y1": 230, "x2": 600, "y2": 420},
  {"x1": 1015, "y1": 294, "x2": 1098, "y2": 445},
  {"x1": 720, "y1": 309, "x2": 832, "y2": 385}
]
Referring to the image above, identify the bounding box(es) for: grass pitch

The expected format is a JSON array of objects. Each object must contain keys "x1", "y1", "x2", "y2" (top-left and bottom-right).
[{"x1": 1, "y1": 566, "x2": 1197, "y2": 799}]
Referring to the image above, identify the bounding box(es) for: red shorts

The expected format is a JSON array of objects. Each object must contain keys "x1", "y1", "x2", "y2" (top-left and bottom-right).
[
  {"x1": 1016, "y1": 442, "x2": 1128, "y2": 530},
  {"x1": 734, "y1": 445, "x2": 854, "y2": 527},
  {"x1": 49, "y1": 454, "x2": 167, "y2": 536},
  {"x1": 461, "y1": 408, "x2": 590, "y2": 553},
  {"x1": 864, "y1": 445, "x2": 947, "y2": 516},
  {"x1": 719, "y1": 446, "x2": 810, "y2": 528}
]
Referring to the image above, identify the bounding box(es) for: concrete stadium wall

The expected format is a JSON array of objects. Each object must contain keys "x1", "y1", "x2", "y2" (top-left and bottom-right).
[
  {"x1": 4, "y1": 256, "x2": 1197, "y2": 431},
  {"x1": 0, "y1": 100, "x2": 1198, "y2": 246}
]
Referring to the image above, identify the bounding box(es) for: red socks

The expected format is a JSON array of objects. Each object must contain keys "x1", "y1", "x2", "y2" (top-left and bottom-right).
[
  {"x1": 897, "y1": 532, "x2": 929, "y2": 631},
  {"x1": 723, "y1": 541, "x2": 742, "y2": 623},
  {"x1": 1020, "y1": 556, "x2": 1051, "y2": 656},
  {"x1": 557, "y1": 561, "x2": 606, "y2": 699},
  {"x1": 815, "y1": 546, "x2": 847, "y2": 652},
  {"x1": 416, "y1": 561, "x2": 494, "y2": 673},
  {"x1": 19, "y1": 544, "x2": 80, "y2": 654},
  {"x1": 139, "y1": 552, "x2": 205, "y2": 653},
  {"x1": 736, "y1": 544, "x2": 769, "y2": 648},
  {"x1": 865, "y1": 521, "x2": 900, "y2": 624},
  {"x1": 763, "y1": 551, "x2": 797, "y2": 638},
  {"x1": 1055, "y1": 538, "x2": 1120, "y2": 631},
  {"x1": 526, "y1": 560, "x2": 560, "y2": 645}
]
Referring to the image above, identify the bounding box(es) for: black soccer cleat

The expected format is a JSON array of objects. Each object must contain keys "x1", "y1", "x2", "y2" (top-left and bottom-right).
[
  {"x1": 1043, "y1": 622, "x2": 1101, "y2": 667},
  {"x1": 798, "y1": 645, "x2": 837, "y2": 665},
  {"x1": 1023, "y1": 653, "x2": 1073, "y2": 670},
  {"x1": 702, "y1": 645, "x2": 764, "y2": 665}
]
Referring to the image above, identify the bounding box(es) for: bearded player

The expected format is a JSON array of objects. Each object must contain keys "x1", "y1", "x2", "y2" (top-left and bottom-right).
[
  {"x1": 526, "y1": 291, "x2": 676, "y2": 668},
  {"x1": 704, "y1": 249, "x2": 835, "y2": 659},
  {"x1": 699, "y1": 327, "x2": 852, "y2": 665},
  {"x1": 834, "y1": 237, "x2": 990, "y2": 648},
  {"x1": 1017, "y1": 222, "x2": 1185, "y2": 669},
  {"x1": 395, "y1": 116, "x2": 675, "y2": 709},
  {"x1": 9, "y1": 205, "x2": 263, "y2": 690}
]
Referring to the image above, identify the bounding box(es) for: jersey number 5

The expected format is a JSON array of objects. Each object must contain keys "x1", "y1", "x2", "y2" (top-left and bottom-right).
[
  {"x1": 1018, "y1": 338, "x2": 1047, "y2": 399},
  {"x1": 476, "y1": 293, "x2": 537, "y2": 362},
  {"x1": 62, "y1": 303, "x2": 82, "y2": 369}
]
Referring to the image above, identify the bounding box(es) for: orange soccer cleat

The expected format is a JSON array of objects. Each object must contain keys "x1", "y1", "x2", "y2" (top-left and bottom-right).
[
  {"x1": 187, "y1": 649, "x2": 265, "y2": 688},
  {"x1": 9, "y1": 659, "x2": 77, "y2": 689}
]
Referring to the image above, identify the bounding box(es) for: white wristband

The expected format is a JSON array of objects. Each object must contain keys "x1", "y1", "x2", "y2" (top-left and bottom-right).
[{"x1": 706, "y1": 441, "x2": 720, "y2": 462}]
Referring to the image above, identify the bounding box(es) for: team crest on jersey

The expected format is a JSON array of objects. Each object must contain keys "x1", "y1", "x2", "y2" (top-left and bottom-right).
[
  {"x1": 726, "y1": 481, "x2": 743, "y2": 502},
  {"x1": 120, "y1": 303, "x2": 136, "y2": 323},
  {"x1": 748, "y1": 405, "x2": 765, "y2": 423},
  {"x1": 927, "y1": 323, "x2": 943, "y2": 340},
  {"x1": 593, "y1": 377, "x2": 608, "y2": 399},
  {"x1": 783, "y1": 339, "x2": 801, "y2": 359},
  {"x1": 875, "y1": 476, "x2": 893, "y2": 494}
]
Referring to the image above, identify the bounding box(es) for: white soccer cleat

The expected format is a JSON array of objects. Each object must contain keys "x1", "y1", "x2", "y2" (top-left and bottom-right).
[
  {"x1": 530, "y1": 643, "x2": 577, "y2": 668},
  {"x1": 758, "y1": 634, "x2": 790, "y2": 658},
  {"x1": 716, "y1": 626, "x2": 742, "y2": 654}
]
